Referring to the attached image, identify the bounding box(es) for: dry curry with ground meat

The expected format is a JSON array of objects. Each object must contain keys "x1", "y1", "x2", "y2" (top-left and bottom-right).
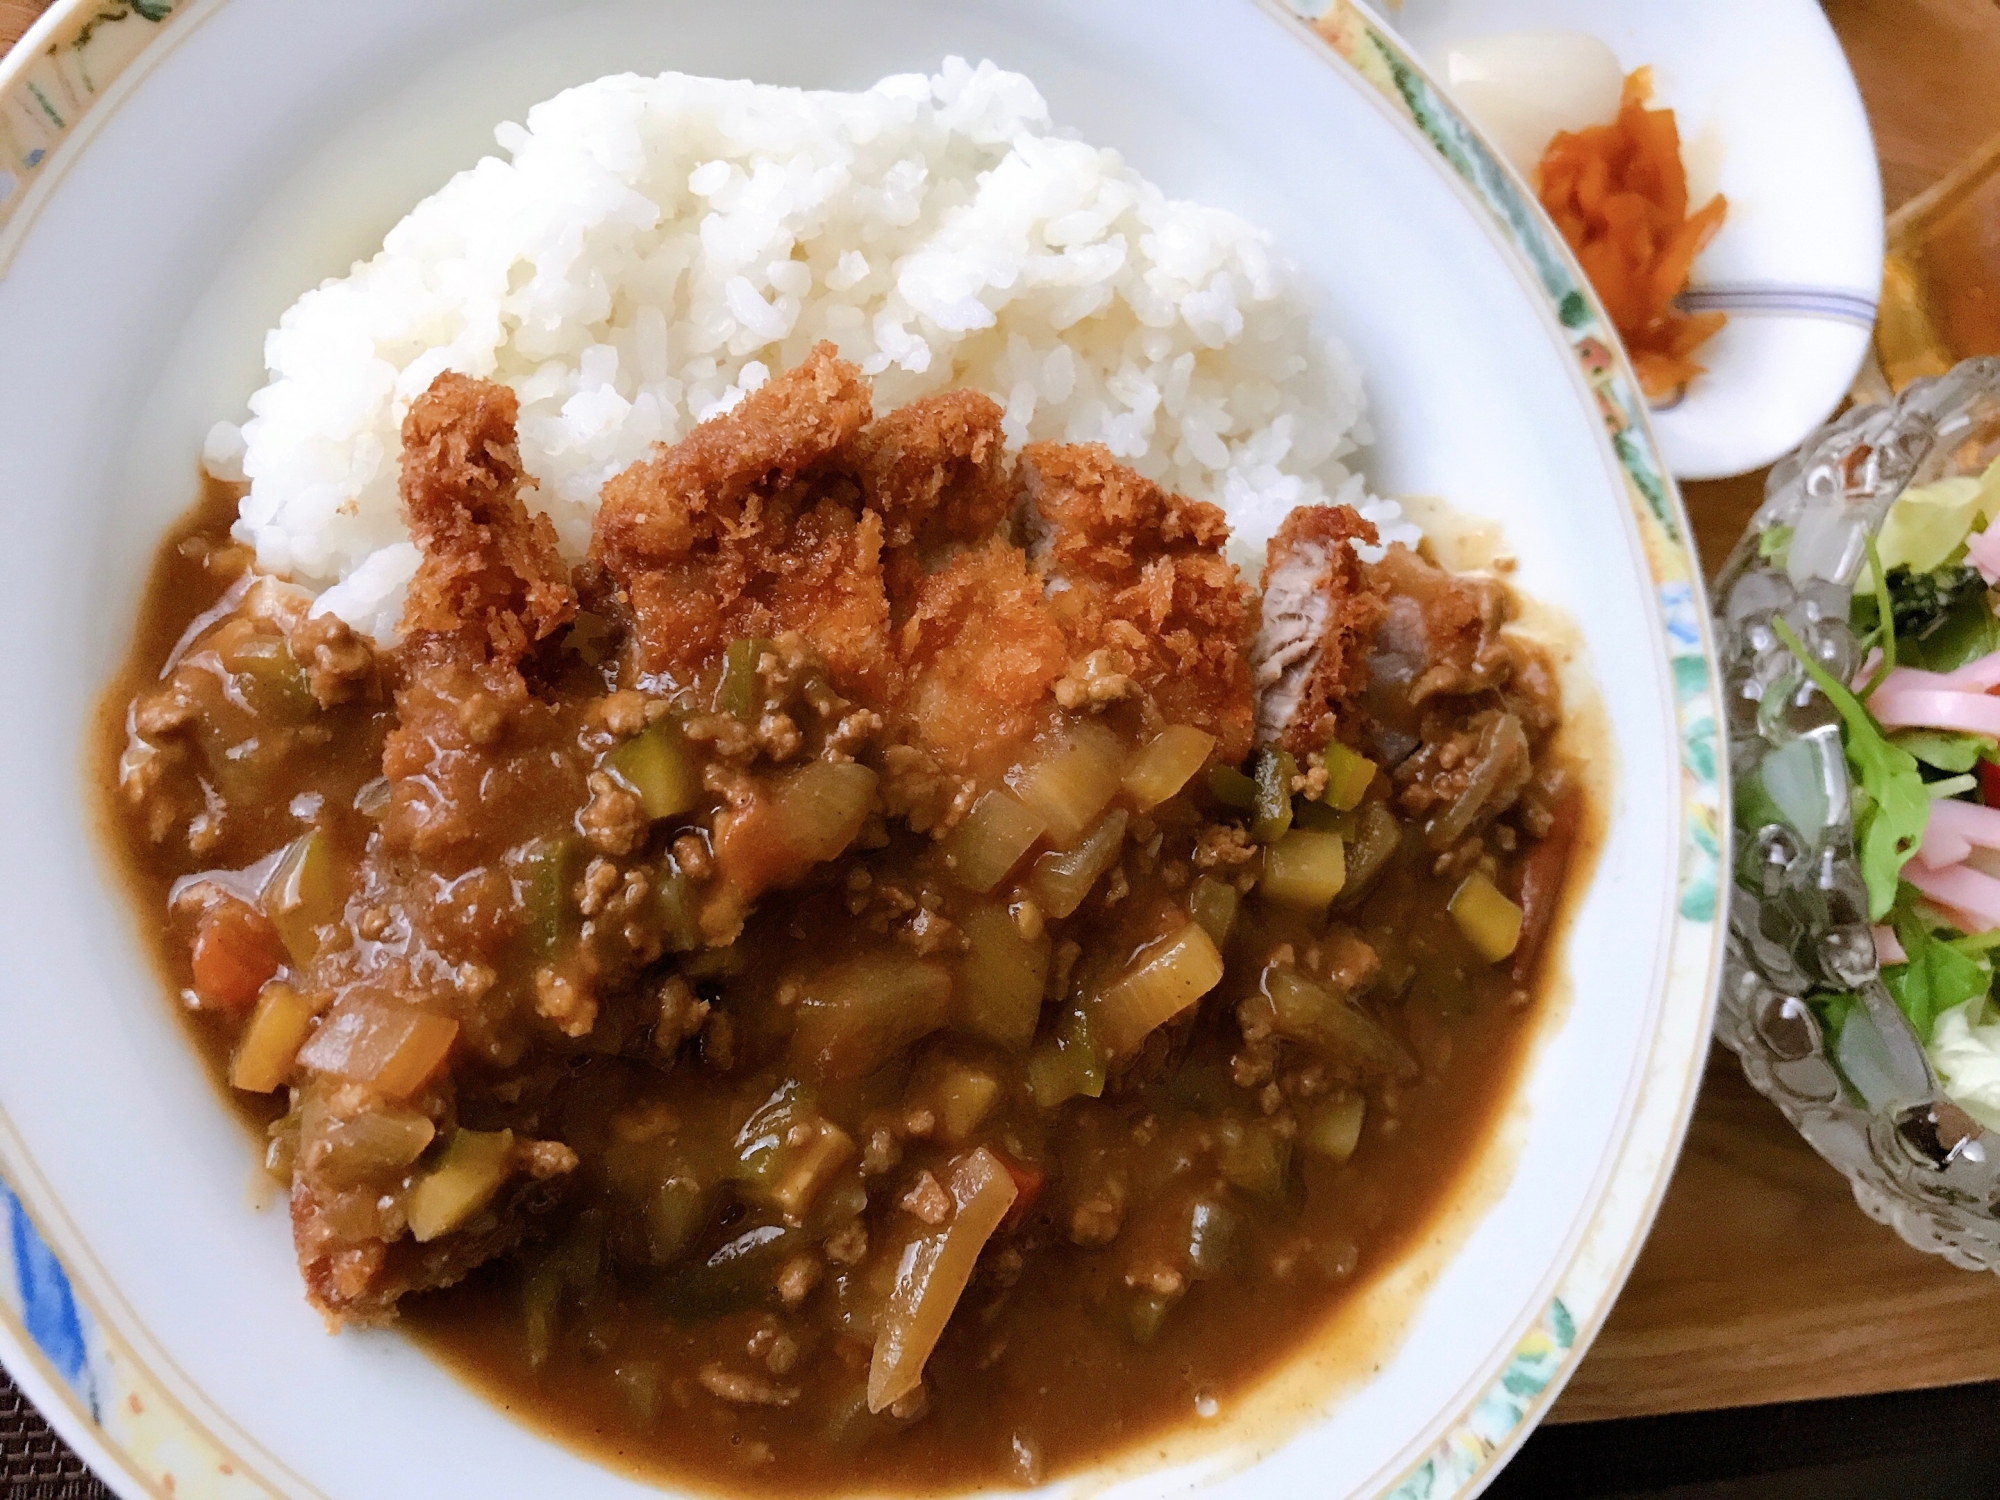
[{"x1": 98, "y1": 343, "x2": 1587, "y2": 1492}]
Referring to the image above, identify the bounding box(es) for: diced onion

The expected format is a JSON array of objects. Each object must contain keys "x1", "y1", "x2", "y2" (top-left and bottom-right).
[
  {"x1": 1304, "y1": 1094, "x2": 1366, "y2": 1164},
  {"x1": 296, "y1": 996, "x2": 458, "y2": 1100},
  {"x1": 1026, "y1": 810, "x2": 1128, "y2": 919},
  {"x1": 955, "y1": 903, "x2": 1050, "y2": 1051},
  {"x1": 1010, "y1": 721, "x2": 1125, "y2": 846},
  {"x1": 1122, "y1": 726, "x2": 1215, "y2": 810},
  {"x1": 943, "y1": 790, "x2": 1047, "y2": 893},
  {"x1": 1096, "y1": 923, "x2": 1225, "y2": 1059},
  {"x1": 867, "y1": 1148, "x2": 1018, "y2": 1413},
  {"x1": 790, "y1": 952, "x2": 953, "y2": 1080}
]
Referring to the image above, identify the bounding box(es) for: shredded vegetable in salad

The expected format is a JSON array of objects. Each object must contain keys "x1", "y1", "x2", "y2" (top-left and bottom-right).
[{"x1": 1774, "y1": 454, "x2": 2000, "y2": 1118}]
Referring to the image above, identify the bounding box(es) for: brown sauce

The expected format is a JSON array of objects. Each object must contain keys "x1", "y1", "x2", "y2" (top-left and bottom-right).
[{"x1": 93, "y1": 355, "x2": 1593, "y2": 1496}]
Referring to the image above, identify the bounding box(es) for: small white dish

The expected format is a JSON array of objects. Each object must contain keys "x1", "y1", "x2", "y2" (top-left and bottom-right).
[{"x1": 1389, "y1": 0, "x2": 1885, "y2": 482}]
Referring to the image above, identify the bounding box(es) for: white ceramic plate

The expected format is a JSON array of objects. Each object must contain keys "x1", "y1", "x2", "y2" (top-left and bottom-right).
[
  {"x1": 0, "y1": 2, "x2": 1724, "y2": 1497},
  {"x1": 1389, "y1": 0, "x2": 1884, "y2": 483}
]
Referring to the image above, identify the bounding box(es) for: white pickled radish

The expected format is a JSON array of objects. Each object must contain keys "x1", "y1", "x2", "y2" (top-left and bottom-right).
[{"x1": 1444, "y1": 31, "x2": 1626, "y2": 177}]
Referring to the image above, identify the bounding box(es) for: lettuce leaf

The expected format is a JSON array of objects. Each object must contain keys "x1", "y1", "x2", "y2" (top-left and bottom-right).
[
  {"x1": 1772, "y1": 618, "x2": 1930, "y2": 921},
  {"x1": 1892, "y1": 729, "x2": 2000, "y2": 773},
  {"x1": 1876, "y1": 472, "x2": 1993, "y2": 575},
  {"x1": 1887, "y1": 900, "x2": 1993, "y2": 1044}
]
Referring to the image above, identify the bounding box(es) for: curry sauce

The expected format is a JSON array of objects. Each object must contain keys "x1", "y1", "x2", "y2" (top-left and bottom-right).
[{"x1": 95, "y1": 348, "x2": 1586, "y2": 1494}]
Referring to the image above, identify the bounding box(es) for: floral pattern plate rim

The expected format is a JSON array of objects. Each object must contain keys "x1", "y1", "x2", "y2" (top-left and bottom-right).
[{"x1": 0, "y1": 1, "x2": 1725, "y2": 1496}]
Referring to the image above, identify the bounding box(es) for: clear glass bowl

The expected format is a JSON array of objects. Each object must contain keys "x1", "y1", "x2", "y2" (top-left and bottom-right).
[{"x1": 1716, "y1": 356, "x2": 2000, "y2": 1271}]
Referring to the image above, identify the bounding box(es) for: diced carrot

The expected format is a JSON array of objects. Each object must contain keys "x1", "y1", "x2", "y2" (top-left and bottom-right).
[
  {"x1": 995, "y1": 1154, "x2": 1045, "y2": 1230},
  {"x1": 190, "y1": 896, "x2": 286, "y2": 1011},
  {"x1": 1536, "y1": 69, "x2": 1727, "y2": 401}
]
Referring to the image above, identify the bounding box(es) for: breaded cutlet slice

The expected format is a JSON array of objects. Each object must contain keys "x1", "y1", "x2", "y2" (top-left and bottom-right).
[
  {"x1": 1017, "y1": 441, "x2": 1258, "y2": 764},
  {"x1": 1251, "y1": 504, "x2": 1385, "y2": 756}
]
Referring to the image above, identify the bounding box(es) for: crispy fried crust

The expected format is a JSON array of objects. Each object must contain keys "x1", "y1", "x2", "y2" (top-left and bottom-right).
[
  {"x1": 1253, "y1": 504, "x2": 1387, "y2": 755},
  {"x1": 592, "y1": 342, "x2": 872, "y2": 577},
  {"x1": 895, "y1": 539, "x2": 1072, "y2": 779},
  {"x1": 588, "y1": 344, "x2": 895, "y2": 697},
  {"x1": 398, "y1": 372, "x2": 575, "y2": 667},
  {"x1": 587, "y1": 350, "x2": 1258, "y2": 775},
  {"x1": 1019, "y1": 442, "x2": 1258, "y2": 763},
  {"x1": 854, "y1": 388, "x2": 1013, "y2": 552}
]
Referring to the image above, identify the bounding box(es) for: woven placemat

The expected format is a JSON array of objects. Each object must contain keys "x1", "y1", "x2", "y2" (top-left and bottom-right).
[{"x1": 0, "y1": 1368, "x2": 110, "y2": 1500}]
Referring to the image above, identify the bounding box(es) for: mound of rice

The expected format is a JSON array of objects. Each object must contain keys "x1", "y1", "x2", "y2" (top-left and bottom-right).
[{"x1": 211, "y1": 57, "x2": 1416, "y2": 642}]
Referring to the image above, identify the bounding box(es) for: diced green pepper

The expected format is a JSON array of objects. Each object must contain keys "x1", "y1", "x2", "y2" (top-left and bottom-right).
[
  {"x1": 717, "y1": 637, "x2": 774, "y2": 719},
  {"x1": 1026, "y1": 996, "x2": 1105, "y2": 1108},
  {"x1": 1250, "y1": 748, "x2": 1297, "y2": 843},
  {"x1": 1128, "y1": 1290, "x2": 1175, "y2": 1346},
  {"x1": 644, "y1": 1178, "x2": 709, "y2": 1264},
  {"x1": 1189, "y1": 876, "x2": 1240, "y2": 948},
  {"x1": 656, "y1": 1223, "x2": 801, "y2": 1323},
  {"x1": 228, "y1": 634, "x2": 314, "y2": 723},
  {"x1": 1293, "y1": 798, "x2": 1356, "y2": 837},
  {"x1": 605, "y1": 717, "x2": 700, "y2": 822},
  {"x1": 1207, "y1": 765, "x2": 1256, "y2": 810},
  {"x1": 263, "y1": 831, "x2": 342, "y2": 966},
  {"x1": 522, "y1": 836, "x2": 582, "y2": 959},
  {"x1": 407, "y1": 1128, "x2": 515, "y2": 1242},
  {"x1": 1216, "y1": 1117, "x2": 1290, "y2": 1198},
  {"x1": 655, "y1": 861, "x2": 703, "y2": 954},
  {"x1": 1322, "y1": 742, "x2": 1378, "y2": 812}
]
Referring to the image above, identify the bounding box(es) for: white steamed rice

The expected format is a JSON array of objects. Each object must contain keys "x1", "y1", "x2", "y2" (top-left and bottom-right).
[{"x1": 210, "y1": 57, "x2": 1416, "y2": 643}]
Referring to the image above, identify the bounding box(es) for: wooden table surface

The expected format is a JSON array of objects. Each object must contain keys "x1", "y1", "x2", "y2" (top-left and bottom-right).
[{"x1": 6, "y1": 0, "x2": 2000, "y2": 1434}]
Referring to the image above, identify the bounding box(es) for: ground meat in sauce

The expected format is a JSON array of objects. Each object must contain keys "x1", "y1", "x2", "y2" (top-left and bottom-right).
[{"x1": 102, "y1": 342, "x2": 1579, "y2": 1494}]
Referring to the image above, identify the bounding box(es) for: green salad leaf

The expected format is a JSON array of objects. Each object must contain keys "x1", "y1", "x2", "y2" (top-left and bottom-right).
[
  {"x1": 1875, "y1": 471, "x2": 1994, "y2": 575},
  {"x1": 1892, "y1": 729, "x2": 2000, "y2": 773},
  {"x1": 1772, "y1": 618, "x2": 1930, "y2": 921},
  {"x1": 1816, "y1": 991, "x2": 1858, "y2": 1047},
  {"x1": 1886, "y1": 897, "x2": 1993, "y2": 1044},
  {"x1": 1903, "y1": 582, "x2": 2000, "y2": 674}
]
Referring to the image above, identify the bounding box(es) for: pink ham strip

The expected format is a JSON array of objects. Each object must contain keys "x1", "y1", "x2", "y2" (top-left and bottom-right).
[
  {"x1": 1870, "y1": 688, "x2": 2000, "y2": 736},
  {"x1": 1916, "y1": 796, "x2": 2000, "y2": 869},
  {"x1": 1874, "y1": 924, "x2": 1907, "y2": 965},
  {"x1": 1904, "y1": 860, "x2": 2000, "y2": 931},
  {"x1": 1970, "y1": 523, "x2": 2000, "y2": 585},
  {"x1": 1871, "y1": 653, "x2": 2000, "y2": 698}
]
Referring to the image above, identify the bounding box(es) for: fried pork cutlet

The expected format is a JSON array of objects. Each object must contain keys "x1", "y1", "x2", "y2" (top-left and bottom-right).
[
  {"x1": 589, "y1": 343, "x2": 1258, "y2": 783},
  {"x1": 296, "y1": 372, "x2": 583, "y2": 1326},
  {"x1": 1251, "y1": 504, "x2": 1387, "y2": 756},
  {"x1": 1018, "y1": 442, "x2": 1258, "y2": 764},
  {"x1": 398, "y1": 372, "x2": 574, "y2": 670},
  {"x1": 383, "y1": 374, "x2": 581, "y2": 862},
  {"x1": 589, "y1": 345, "x2": 894, "y2": 699}
]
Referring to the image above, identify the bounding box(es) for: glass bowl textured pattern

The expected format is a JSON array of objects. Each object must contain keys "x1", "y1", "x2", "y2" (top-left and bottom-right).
[{"x1": 1717, "y1": 356, "x2": 2000, "y2": 1271}]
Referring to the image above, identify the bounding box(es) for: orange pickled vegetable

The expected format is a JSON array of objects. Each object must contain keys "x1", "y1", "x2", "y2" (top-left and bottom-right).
[
  {"x1": 190, "y1": 896, "x2": 287, "y2": 1011},
  {"x1": 1536, "y1": 69, "x2": 1727, "y2": 401}
]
